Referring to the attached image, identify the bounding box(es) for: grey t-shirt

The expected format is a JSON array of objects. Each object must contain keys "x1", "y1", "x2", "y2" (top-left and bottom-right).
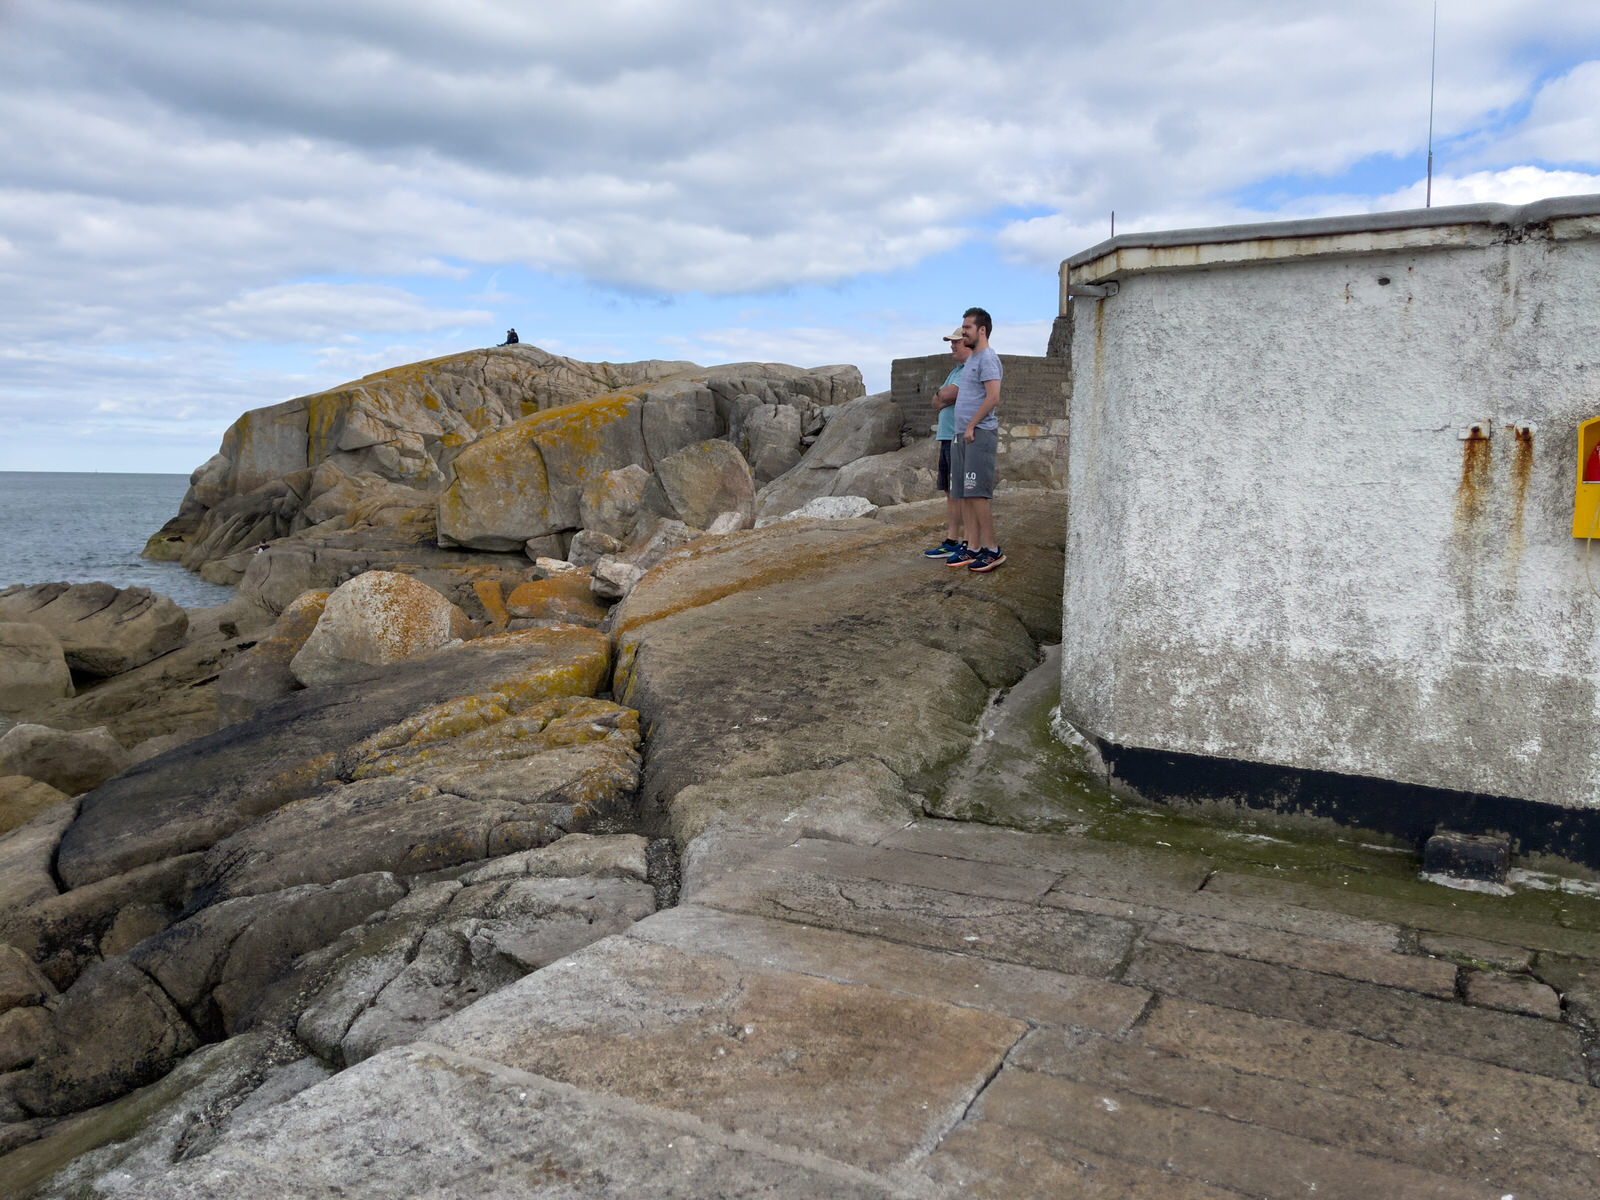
[{"x1": 954, "y1": 346, "x2": 1002, "y2": 432}]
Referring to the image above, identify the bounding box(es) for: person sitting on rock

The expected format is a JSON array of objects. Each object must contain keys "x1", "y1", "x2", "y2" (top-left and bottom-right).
[{"x1": 499, "y1": 328, "x2": 519, "y2": 346}]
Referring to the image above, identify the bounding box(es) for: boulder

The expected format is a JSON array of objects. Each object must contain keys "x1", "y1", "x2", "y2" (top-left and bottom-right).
[
  {"x1": 7, "y1": 957, "x2": 200, "y2": 1117},
  {"x1": 505, "y1": 573, "x2": 609, "y2": 627},
  {"x1": 438, "y1": 393, "x2": 650, "y2": 550},
  {"x1": 639, "y1": 382, "x2": 721, "y2": 463},
  {"x1": 0, "y1": 803, "x2": 75, "y2": 920},
  {"x1": 0, "y1": 944, "x2": 55, "y2": 1011},
  {"x1": 740, "y1": 403, "x2": 805, "y2": 482},
  {"x1": 295, "y1": 846, "x2": 655, "y2": 1069},
  {"x1": 0, "y1": 583, "x2": 187, "y2": 678},
  {"x1": 0, "y1": 724, "x2": 129, "y2": 796},
  {"x1": 753, "y1": 392, "x2": 902, "y2": 520},
  {"x1": 640, "y1": 440, "x2": 757, "y2": 531},
  {"x1": 290, "y1": 571, "x2": 472, "y2": 688},
  {"x1": 763, "y1": 495, "x2": 879, "y2": 525},
  {"x1": 832, "y1": 440, "x2": 940, "y2": 507},
  {"x1": 214, "y1": 590, "x2": 329, "y2": 726},
  {"x1": 591, "y1": 558, "x2": 646, "y2": 603},
  {"x1": 568, "y1": 529, "x2": 623, "y2": 568},
  {"x1": 0, "y1": 623, "x2": 73, "y2": 711},
  {"x1": 0, "y1": 776, "x2": 71, "y2": 837},
  {"x1": 578, "y1": 464, "x2": 651, "y2": 539},
  {"x1": 622, "y1": 518, "x2": 701, "y2": 571}
]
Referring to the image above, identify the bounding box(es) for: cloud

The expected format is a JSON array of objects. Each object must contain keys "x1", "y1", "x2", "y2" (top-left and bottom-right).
[{"x1": 3, "y1": 0, "x2": 1600, "y2": 469}]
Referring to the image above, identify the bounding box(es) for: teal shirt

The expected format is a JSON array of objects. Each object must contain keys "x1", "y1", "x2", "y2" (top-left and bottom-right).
[{"x1": 936, "y1": 364, "x2": 964, "y2": 441}]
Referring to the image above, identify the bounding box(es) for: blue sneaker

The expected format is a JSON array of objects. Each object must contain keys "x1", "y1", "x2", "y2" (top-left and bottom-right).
[
  {"x1": 946, "y1": 544, "x2": 979, "y2": 568},
  {"x1": 968, "y1": 547, "x2": 1007, "y2": 573},
  {"x1": 923, "y1": 538, "x2": 963, "y2": 559}
]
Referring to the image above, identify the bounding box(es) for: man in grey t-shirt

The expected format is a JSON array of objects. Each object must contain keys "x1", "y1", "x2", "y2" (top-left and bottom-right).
[{"x1": 945, "y1": 306, "x2": 1005, "y2": 572}]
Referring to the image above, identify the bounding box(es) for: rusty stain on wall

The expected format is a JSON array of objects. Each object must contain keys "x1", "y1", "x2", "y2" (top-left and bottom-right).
[
  {"x1": 1505, "y1": 424, "x2": 1534, "y2": 566},
  {"x1": 1455, "y1": 431, "x2": 1492, "y2": 523}
]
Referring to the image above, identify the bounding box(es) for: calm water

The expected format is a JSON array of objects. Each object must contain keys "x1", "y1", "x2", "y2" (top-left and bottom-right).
[{"x1": 0, "y1": 472, "x2": 236, "y2": 610}]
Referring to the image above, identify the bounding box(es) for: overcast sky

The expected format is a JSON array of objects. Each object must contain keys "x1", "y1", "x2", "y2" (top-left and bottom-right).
[{"x1": 4, "y1": 1, "x2": 1599, "y2": 473}]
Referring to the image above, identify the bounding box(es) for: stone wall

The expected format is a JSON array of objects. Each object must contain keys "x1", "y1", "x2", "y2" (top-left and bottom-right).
[
  {"x1": 889, "y1": 353, "x2": 1070, "y2": 487},
  {"x1": 1058, "y1": 195, "x2": 1600, "y2": 847}
]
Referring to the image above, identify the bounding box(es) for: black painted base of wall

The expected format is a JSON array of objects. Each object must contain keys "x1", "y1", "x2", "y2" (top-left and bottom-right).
[{"x1": 1100, "y1": 742, "x2": 1600, "y2": 871}]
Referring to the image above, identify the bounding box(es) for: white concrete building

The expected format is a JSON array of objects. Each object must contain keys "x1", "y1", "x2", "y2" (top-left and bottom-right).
[{"x1": 1059, "y1": 196, "x2": 1600, "y2": 861}]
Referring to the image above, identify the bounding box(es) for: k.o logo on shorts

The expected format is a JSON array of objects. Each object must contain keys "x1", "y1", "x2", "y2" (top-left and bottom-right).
[{"x1": 964, "y1": 471, "x2": 977, "y2": 493}]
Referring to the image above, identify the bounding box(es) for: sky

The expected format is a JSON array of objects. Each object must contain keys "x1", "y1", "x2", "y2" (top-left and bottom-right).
[{"x1": 3, "y1": 1, "x2": 1599, "y2": 474}]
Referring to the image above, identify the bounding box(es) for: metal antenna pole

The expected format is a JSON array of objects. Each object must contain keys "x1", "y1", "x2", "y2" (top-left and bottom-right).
[
  {"x1": 1426, "y1": 2, "x2": 1437, "y2": 207},
  {"x1": 1110, "y1": 210, "x2": 1115, "y2": 237}
]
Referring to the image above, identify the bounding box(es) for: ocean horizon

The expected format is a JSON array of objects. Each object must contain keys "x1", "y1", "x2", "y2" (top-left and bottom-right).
[{"x1": 0, "y1": 471, "x2": 237, "y2": 610}]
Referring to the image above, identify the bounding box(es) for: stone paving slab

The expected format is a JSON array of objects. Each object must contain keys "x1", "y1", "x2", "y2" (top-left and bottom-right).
[
  {"x1": 626, "y1": 905, "x2": 1152, "y2": 1034},
  {"x1": 693, "y1": 856, "x2": 1139, "y2": 977},
  {"x1": 883, "y1": 819, "x2": 1414, "y2": 952},
  {"x1": 1013, "y1": 1026, "x2": 1600, "y2": 1197},
  {"x1": 423, "y1": 934, "x2": 1027, "y2": 1175},
  {"x1": 970, "y1": 1066, "x2": 1514, "y2": 1200},
  {"x1": 751, "y1": 836, "x2": 1061, "y2": 903},
  {"x1": 921, "y1": 1120, "x2": 1256, "y2": 1199},
  {"x1": 1137, "y1": 998, "x2": 1600, "y2": 1155},
  {"x1": 1124, "y1": 939, "x2": 1589, "y2": 1081},
  {"x1": 89, "y1": 1043, "x2": 917, "y2": 1199},
  {"x1": 1143, "y1": 909, "x2": 1459, "y2": 996},
  {"x1": 878, "y1": 820, "x2": 1216, "y2": 894}
]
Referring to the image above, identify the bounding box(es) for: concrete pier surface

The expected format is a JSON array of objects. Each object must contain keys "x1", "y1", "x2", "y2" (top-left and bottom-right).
[
  {"x1": 55, "y1": 810, "x2": 1597, "y2": 1198},
  {"x1": 15, "y1": 493, "x2": 1600, "y2": 1198}
]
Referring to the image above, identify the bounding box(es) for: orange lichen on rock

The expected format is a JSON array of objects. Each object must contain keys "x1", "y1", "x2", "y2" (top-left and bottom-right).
[
  {"x1": 474, "y1": 580, "x2": 511, "y2": 629},
  {"x1": 505, "y1": 572, "x2": 607, "y2": 627}
]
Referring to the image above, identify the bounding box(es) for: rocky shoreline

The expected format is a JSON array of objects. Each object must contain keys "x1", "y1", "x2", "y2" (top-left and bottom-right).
[{"x1": 0, "y1": 345, "x2": 1069, "y2": 1191}]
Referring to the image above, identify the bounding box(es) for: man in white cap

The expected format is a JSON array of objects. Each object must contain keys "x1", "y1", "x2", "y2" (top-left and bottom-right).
[{"x1": 922, "y1": 327, "x2": 974, "y2": 559}]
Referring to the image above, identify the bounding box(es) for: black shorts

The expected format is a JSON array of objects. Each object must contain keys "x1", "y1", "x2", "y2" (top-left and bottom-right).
[{"x1": 936, "y1": 440, "x2": 952, "y2": 493}]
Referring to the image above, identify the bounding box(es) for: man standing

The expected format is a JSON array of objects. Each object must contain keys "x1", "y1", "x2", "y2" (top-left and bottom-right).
[
  {"x1": 946, "y1": 307, "x2": 1005, "y2": 572},
  {"x1": 923, "y1": 328, "x2": 973, "y2": 558}
]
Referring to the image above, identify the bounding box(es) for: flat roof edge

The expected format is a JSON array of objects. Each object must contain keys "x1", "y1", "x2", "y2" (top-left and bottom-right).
[{"x1": 1063, "y1": 193, "x2": 1600, "y2": 272}]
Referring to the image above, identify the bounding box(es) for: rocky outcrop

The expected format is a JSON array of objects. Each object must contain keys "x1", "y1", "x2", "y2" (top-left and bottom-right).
[
  {"x1": 148, "y1": 349, "x2": 863, "y2": 579},
  {"x1": 753, "y1": 392, "x2": 903, "y2": 520},
  {"x1": 437, "y1": 393, "x2": 655, "y2": 550},
  {"x1": 438, "y1": 365, "x2": 854, "y2": 553},
  {"x1": 0, "y1": 583, "x2": 187, "y2": 678},
  {"x1": 144, "y1": 348, "x2": 698, "y2": 565},
  {"x1": 0, "y1": 612, "x2": 648, "y2": 1149},
  {"x1": 611, "y1": 492, "x2": 1066, "y2": 843},
  {"x1": 289, "y1": 571, "x2": 472, "y2": 687},
  {"x1": 0, "y1": 623, "x2": 73, "y2": 711}
]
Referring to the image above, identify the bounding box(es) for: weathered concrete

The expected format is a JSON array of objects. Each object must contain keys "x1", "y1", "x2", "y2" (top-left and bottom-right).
[{"x1": 1060, "y1": 194, "x2": 1600, "y2": 849}]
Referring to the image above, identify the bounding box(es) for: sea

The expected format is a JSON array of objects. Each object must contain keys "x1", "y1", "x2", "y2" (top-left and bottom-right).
[{"x1": 0, "y1": 472, "x2": 238, "y2": 611}]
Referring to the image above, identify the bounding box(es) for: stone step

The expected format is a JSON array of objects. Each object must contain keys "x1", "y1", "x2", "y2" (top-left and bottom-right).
[
  {"x1": 968, "y1": 1066, "x2": 1513, "y2": 1200},
  {"x1": 923, "y1": 1118, "x2": 1257, "y2": 1199},
  {"x1": 1124, "y1": 940, "x2": 1588, "y2": 1082},
  {"x1": 1135, "y1": 999, "x2": 1600, "y2": 1157},
  {"x1": 1014, "y1": 1025, "x2": 1599, "y2": 1196},
  {"x1": 692, "y1": 848, "x2": 1139, "y2": 978},
  {"x1": 628, "y1": 905, "x2": 1151, "y2": 1033},
  {"x1": 423, "y1": 933, "x2": 1028, "y2": 1176}
]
